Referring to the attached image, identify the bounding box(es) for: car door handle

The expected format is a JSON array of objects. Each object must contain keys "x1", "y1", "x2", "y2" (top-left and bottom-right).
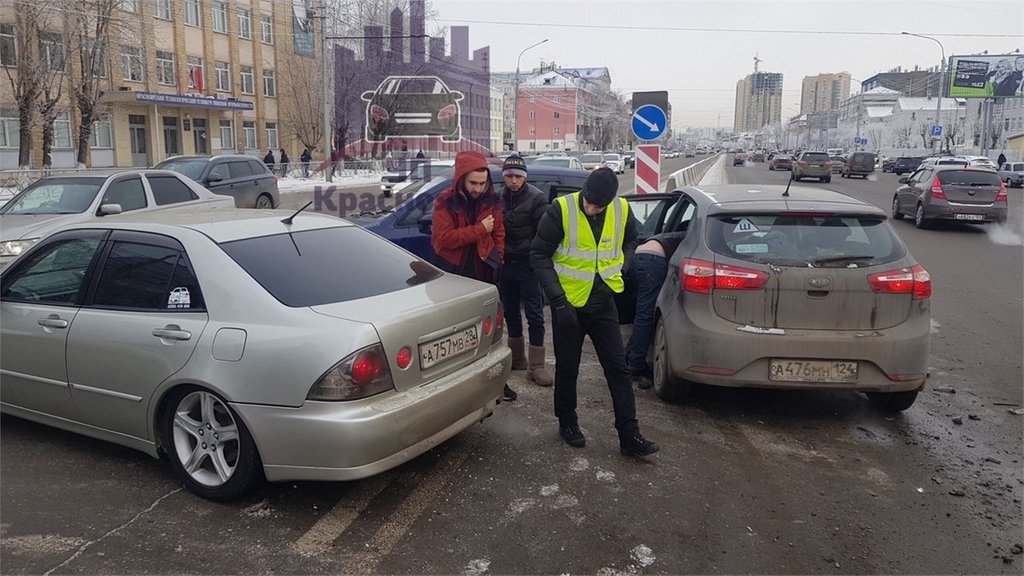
[
  {"x1": 38, "y1": 315, "x2": 69, "y2": 329},
  {"x1": 153, "y1": 326, "x2": 192, "y2": 341}
]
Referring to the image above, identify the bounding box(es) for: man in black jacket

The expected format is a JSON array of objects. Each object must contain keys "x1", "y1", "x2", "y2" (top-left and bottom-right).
[
  {"x1": 500, "y1": 155, "x2": 554, "y2": 390},
  {"x1": 530, "y1": 167, "x2": 659, "y2": 457}
]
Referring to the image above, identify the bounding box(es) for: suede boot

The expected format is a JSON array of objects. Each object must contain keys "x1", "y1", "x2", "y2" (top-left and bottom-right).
[
  {"x1": 528, "y1": 345, "x2": 554, "y2": 386},
  {"x1": 507, "y1": 336, "x2": 528, "y2": 370}
]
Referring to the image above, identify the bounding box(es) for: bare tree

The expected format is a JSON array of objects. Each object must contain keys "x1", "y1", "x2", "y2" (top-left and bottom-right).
[
  {"x1": 2, "y1": 2, "x2": 46, "y2": 167},
  {"x1": 277, "y1": 48, "x2": 324, "y2": 153},
  {"x1": 64, "y1": 0, "x2": 121, "y2": 167}
]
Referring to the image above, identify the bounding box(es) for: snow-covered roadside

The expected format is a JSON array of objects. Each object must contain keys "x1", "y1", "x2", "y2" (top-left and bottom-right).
[
  {"x1": 697, "y1": 154, "x2": 729, "y2": 186},
  {"x1": 277, "y1": 172, "x2": 387, "y2": 193}
]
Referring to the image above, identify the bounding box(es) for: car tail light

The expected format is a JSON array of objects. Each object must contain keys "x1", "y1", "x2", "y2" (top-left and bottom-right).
[
  {"x1": 868, "y1": 264, "x2": 931, "y2": 300},
  {"x1": 396, "y1": 346, "x2": 413, "y2": 370},
  {"x1": 679, "y1": 258, "x2": 768, "y2": 294},
  {"x1": 493, "y1": 307, "x2": 504, "y2": 344},
  {"x1": 930, "y1": 177, "x2": 946, "y2": 199},
  {"x1": 438, "y1": 104, "x2": 457, "y2": 122},
  {"x1": 996, "y1": 181, "x2": 1008, "y2": 202},
  {"x1": 482, "y1": 316, "x2": 493, "y2": 336},
  {"x1": 370, "y1": 104, "x2": 389, "y2": 122},
  {"x1": 307, "y1": 344, "x2": 395, "y2": 401}
]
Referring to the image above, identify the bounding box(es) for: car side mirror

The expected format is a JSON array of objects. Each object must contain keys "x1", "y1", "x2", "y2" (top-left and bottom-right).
[
  {"x1": 98, "y1": 203, "x2": 123, "y2": 216},
  {"x1": 898, "y1": 177, "x2": 909, "y2": 184},
  {"x1": 206, "y1": 173, "x2": 224, "y2": 183},
  {"x1": 417, "y1": 214, "x2": 432, "y2": 234}
]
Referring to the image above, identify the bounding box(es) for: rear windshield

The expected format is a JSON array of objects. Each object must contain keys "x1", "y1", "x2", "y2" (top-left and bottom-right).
[
  {"x1": 581, "y1": 154, "x2": 603, "y2": 163},
  {"x1": 220, "y1": 226, "x2": 441, "y2": 306},
  {"x1": 802, "y1": 153, "x2": 830, "y2": 161},
  {"x1": 937, "y1": 170, "x2": 1002, "y2": 186},
  {"x1": 707, "y1": 214, "x2": 906, "y2": 268}
]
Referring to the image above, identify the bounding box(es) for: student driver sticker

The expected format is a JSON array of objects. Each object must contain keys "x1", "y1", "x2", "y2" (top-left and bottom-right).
[
  {"x1": 733, "y1": 219, "x2": 760, "y2": 233},
  {"x1": 168, "y1": 287, "x2": 191, "y2": 309}
]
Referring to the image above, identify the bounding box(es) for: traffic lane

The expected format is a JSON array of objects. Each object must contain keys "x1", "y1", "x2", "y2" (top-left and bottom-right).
[{"x1": 1, "y1": 349, "x2": 1018, "y2": 574}]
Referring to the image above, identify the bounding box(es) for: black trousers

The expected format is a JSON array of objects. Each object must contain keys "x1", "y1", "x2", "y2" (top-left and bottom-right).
[
  {"x1": 551, "y1": 294, "x2": 638, "y2": 437},
  {"x1": 498, "y1": 261, "x2": 545, "y2": 346}
]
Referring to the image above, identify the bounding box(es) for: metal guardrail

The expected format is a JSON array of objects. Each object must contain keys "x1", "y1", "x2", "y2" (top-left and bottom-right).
[{"x1": 664, "y1": 154, "x2": 722, "y2": 190}]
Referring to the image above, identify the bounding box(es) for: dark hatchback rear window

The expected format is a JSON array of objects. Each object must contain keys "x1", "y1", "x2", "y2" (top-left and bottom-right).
[
  {"x1": 937, "y1": 170, "x2": 1002, "y2": 186},
  {"x1": 802, "y1": 153, "x2": 830, "y2": 162},
  {"x1": 707, "y1": 214, "x2": 906, "y2": 267},
  {"x1": 220, "y1": 226, "x2": 441, "y2": 306}
]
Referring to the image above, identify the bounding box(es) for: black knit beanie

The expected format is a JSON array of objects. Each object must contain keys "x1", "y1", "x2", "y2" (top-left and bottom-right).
[{"x1": 582, "y1": 167, "x2": 618, "y2": 207}]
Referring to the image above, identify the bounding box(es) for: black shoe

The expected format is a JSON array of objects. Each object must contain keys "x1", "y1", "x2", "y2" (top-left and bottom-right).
[
  {"x1": 632, "y1": 372, "x2": 654, "y2": 390},
  {"x1": 502, "y1": 384, "x2": 517, "y2": 402},
  {"x1": 620, "y1": 433, "x2": 659, "y2": 457},
  {"x1": 559, "y1": 425, "x2": 586, "y2": 448}
]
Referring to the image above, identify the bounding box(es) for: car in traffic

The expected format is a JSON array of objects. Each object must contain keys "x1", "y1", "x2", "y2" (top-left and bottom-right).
[
  {"x1": 530, "y1": 157, "x2": 585, "y2": 170},
  {"x1": 732, "y1": 153, "x2": 748, "y2": 166},
  {"x1": 350, "y1": 165, "x2": 589, "y2": 263},
  {"x1": 881, "y1": 157, "x2": 897, "y2": 172},
  {"x1": 379, "y1": 159, "x2": 455, "y2": 197},
  {"x1": 892, "y1": 156, "x2": 925, "y2": 175},
  {"x1": 603, "y1": 153, "x2": 626, "y2": 174},
  {"x1": 791, "y1": 151, "x2": 833, "y2": 183},
  {"x1": 0, "y1": 171, "x2": 234, "y2": 269},
  {"x1": 829, "y1": 156, "x2": 846, "y2": 174},
  {"x1": 919, "y1": 156, "x2": 968, "y2": 168},
  {"x1": 361, "y1": 76, "x2": 464, "y2": 143},
  {"x1": 621, "y1": 151, "x2": 636, "y2": 169},
  {"x1": 892, "y1": 165, "x2": 1007, "y2": 228},
  {"x1": 0, "y1": 207, "x2": 511, "y2": 501},
  {"x1": 998, "y1": 161, "x2": 1024, "y2": 188},
  {"x1": 580, "y1": 153, "x2": 605, "y2": 171},
  {"x1": 153, "y1": 154, "x2": 280, "y2": 209},
  {"x1": 768, "y1": 154, "x2": 794, "y2": 171},
  {"x1": 639, "y1": 184, "x2": 931, "y2": 412},
  {"x1": 959, "y1": 155, "x2": 999, "y2": 170},
  {"x1": 749, "y1": 151, "x2": 766, "y2": 162},
  {"x1": 842, "y1": 152, "x2": 877, "y2": 179}
]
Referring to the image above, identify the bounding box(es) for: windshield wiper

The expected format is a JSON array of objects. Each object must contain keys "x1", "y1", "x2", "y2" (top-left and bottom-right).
[{"x1": 811, "y1": 255, "x2": 875, "y2": 267}]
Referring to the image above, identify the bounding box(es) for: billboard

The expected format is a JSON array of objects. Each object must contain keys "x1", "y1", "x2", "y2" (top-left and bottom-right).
[{"x1": 947, "y1": 54, "x2": 1024, "y2": 98}]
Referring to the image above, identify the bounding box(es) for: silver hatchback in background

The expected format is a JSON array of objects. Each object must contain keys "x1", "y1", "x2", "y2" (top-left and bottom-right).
[{"x1": 650, "y1": 185, "x2": 931, "y2": 412}]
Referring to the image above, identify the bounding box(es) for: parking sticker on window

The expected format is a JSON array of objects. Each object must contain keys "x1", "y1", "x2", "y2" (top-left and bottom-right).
[
  {"x1": 733, "y1": 219, "x2": 759, "y2": 233},
  {"x1": 735, "y1": 243, "x2": 768, "y2": 254},
  {"x1": 168, "y1": 287, "x2": 191, "y2": 309}
]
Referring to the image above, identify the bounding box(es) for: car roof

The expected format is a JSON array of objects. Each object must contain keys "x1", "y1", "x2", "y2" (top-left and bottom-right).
[
  {"x1": 680, "y1": 185, "x2": 887, "y2": 217},
  {"x1": 159, "y1": 154, "x2": 255, "y2": 162},
  {"x1": 33, "y1": 169, "x2": 185, "y2": 183}
]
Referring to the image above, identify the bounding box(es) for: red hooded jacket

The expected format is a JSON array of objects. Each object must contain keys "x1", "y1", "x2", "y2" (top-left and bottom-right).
[{"x1": 431, "y1": 151, "x2": 505, "y2": 281}]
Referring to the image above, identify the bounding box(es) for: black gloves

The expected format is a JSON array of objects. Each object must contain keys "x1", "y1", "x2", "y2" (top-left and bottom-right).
[{"x1": 551, "y1": 294, "x2": 578, "y2": 330}]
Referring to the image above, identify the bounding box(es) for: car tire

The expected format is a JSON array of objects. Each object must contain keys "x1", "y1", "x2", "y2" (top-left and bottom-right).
[
  {"x1": 867, "y1": 390, "x2": 919, "y2": 412},
  {"x1": 652, "y1": 318, "x2": 690, "y2": 403},
  {"x1": 914, "y1": 204, "x2": 928, "y2": 229},
  {"x1": 823, "y1": 176, "x2": 831, "y2": 183},
  {"x1": 769, "y1": 165, "x2": 774, "y2": 171},
  {"x1": 161, "y1": 387, "x2": 264, "y2": 501},
  {"x1": 255, "y1": 193, "x2": 274, "y2": 209},
  {"x1": 891, "y1": 196, "x2": 903, "y2": 220}
]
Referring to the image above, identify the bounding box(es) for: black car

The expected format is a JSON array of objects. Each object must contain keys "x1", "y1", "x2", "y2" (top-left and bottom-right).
[
  {"x1": 154, "y1": 155, "x2": 279, "y2": 208},
  {"x1": 621, "y1": 151, "x2": 636, "y2": 169},
  {"x1": 361, "y1": 76, "x2": 464, "y2": 143},
  {"x1": 892, "y1": 156, "x2": 925, "y2": 175}
]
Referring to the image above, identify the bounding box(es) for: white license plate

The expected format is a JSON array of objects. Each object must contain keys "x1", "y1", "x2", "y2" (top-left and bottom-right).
[
  {"x1": 420, "y1": 326, "x2": 479, "y2": 369},
  {"x1": 769, "y1": 359, "x2": 858, "y2": 383},
  {"x1": 954, "y1": 214, "x2": 984, "y2": 221}
]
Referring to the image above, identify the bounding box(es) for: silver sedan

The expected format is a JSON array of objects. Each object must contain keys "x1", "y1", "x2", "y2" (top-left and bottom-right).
[{"x1": 0, "y1": 207, "x2": 511, "y2": 500}]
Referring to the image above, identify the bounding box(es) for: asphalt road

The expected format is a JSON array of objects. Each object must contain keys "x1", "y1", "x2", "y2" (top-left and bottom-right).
[{"x1": 2, "y1": 158, "x2": 1021, "y2": 574}]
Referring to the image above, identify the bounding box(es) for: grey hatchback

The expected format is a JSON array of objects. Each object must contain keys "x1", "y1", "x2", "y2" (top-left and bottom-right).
[
  {"x1": 647, "y1": 185, "x2": 931, "y2": 412},
  {"x1": 791, "y1": 151, "x2": 833, "y2": 182},
  {"x1": 154, "y1": 154, "x2": 279, "y2": 209},
  {"x1": 892, "y1": 165, "x2": 1007, "y2": 228}
]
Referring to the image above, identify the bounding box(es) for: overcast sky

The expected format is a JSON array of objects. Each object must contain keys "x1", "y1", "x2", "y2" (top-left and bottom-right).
[{"x1": 430, "y1": 0, "x2": 1024, "y2": 130}]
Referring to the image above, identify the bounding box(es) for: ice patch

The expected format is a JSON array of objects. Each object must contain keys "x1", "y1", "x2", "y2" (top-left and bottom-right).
[
  {"x1": 551, "y1": 494, "x2": 579, "y2": 510},
  {"x1": 595, "y1": 468, "x2": 617, "y2": 483},
  {"x1": 463, "y1": 558, "x2": 491, "y2": 576},
  {"x1": 631, "y1": 544, "x2": 657, "y2": 567},
  {"x1": 540, "y1": 484, "x2": 560, "y2": 497},
  {"x1": 1, "y1": 534, "x2": 87, "y2": 555},
  {"x1": 930, "y1": 319, "x2": 941, "y2": 334},
  {"x1": 986, "y1": 223, "x2": 1023, "y2": 246},
  {"x1": 508, "y1": 498, "x2": 537, "y2": 516},
  {"x1": 569, "y1": 457, "x2": 590, "y2": 472}
]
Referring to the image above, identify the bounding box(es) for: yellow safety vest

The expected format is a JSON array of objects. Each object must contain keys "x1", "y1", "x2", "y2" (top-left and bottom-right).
[{"x1": 552, "y1": 192, "x2": 628, "y2": 307}]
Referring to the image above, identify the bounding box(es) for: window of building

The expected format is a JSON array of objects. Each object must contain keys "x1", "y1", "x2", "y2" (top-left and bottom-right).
[
  {"x1": 90, "y1": 120, "x2": 113, "y2": 148},
  {"x1": 153, "y1": 0, "x2": 171, "y2": 20},
  {"x1": 266, "y1": 122, "x2": 278, "y2": 149},
  {"x1": 553, "y1": 112, "x2": 560, "y2": 119},
  {"x1": 263, "y1": 69, "x2": 276, "y2": 97},
  {"x1": 215, "y1": 61, "x2": 230, "y2": 92},
  {"x1": 219, "y1": 120, "x2": 234, "y2": 149},
  {"x1": 40, "y1": 33, "x2": 66, "y2": 72},
  {"x1": 242, "y1": 121, "x2": 256, "y2": 149},
  {"x1": 529, "y1": 127, "x2": 536, "y2": 135},
  {"x1": 0, "y1": 108, "x2": 19, "y2": 148},
  {"x1": 118, "y1": 0, "x2": 138, "y2": 12},
  {"x1": 0, "y1": 24, "x2": 15, "y2": 67},
  {"x1": 212, "y1": 2, "x2": 227, "y2": 33},
  {"x1": 121, "y1": 47, "x2": 143, "y2": 82},
  {"x1": 156, "y1": 51, "x2": 175, "y2": 85},
  {"x1": 529, "y1": 111, "x2": 536, "y2": 120},
  {"x1": 260, "y1": 15, "x2": 273, "y2": 44},
  {"x1": 184, "y1": 0, "x2": 201, "y2": 27},
  {"x1": 54, "y1": 112, "x2": 72, "y2": 149},
  {"x1": 529, "y1": 96, "x2": 535, "y2": 103},
  {"x1": 83, "y1": 39, "x2": 108, "y2": 78},
  {"x1": 238, "y1": 9, "x2": 252, "y2": 39},
  {"x1": 529, "y1": 142, "x2": 536, "y2": 150},
  {"x1": 187, "y1": 56, "x2": 204, "y2": 91},
  {"x1": 553, "y1": 126, "x2": 560, "y2": 135},
  {"x1": 554, "y1": 96, "x2": 561, "y2": 103},
  {"x1": 240, "y1": 65, "x2": 254, "y2": 94}
]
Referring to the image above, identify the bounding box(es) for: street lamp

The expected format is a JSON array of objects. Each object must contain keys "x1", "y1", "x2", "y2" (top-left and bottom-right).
[
  {"x1": 902, "y1": 31, "x2": 947, "y2": 153},
  {"x1": 513, "y1": 38, "x2": 548, "y2": 152}
]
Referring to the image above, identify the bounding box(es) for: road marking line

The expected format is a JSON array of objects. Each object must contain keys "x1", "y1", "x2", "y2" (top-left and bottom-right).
[{"x1": 291, "y1": 473, "x2": 392, "y2": 556}]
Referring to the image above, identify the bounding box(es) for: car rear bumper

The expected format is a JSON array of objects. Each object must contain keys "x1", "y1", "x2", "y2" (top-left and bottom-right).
[
  {"x1": 924, "y1": 202, "x2": 1007, "y2": 223},
  {"x1": 661, "y1": 302, "x2": 930, "y2": 392},
  {"x1": 233, "y1": 345, "x2": 511, "y2": 482}
]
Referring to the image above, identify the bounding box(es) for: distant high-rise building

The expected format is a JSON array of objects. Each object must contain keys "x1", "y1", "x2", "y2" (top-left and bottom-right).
[
  {"x1": 801, "y1": 72, "x2": 852, "y2": 114},
  {"x1": 734, "y1": 72, "x2": 783, "y2": 132}
]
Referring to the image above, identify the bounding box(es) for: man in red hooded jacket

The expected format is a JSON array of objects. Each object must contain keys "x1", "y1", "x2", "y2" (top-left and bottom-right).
[{"x1": 431, "y1": 151, "x2": 515, "y2": 401}]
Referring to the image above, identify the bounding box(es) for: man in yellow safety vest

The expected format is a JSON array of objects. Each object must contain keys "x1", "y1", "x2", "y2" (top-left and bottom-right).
[{"x1": 530, "y1": 167, "x2": 659, "y2": 457}]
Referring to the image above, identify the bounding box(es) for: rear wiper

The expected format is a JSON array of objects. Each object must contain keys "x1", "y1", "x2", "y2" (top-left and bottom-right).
[{"x1": 811, "y1": 255, "x2": 875, "y2": 267}]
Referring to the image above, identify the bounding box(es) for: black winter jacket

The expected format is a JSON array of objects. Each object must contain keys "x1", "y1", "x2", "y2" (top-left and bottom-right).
[
  {"x1": 530, "y1": 194, "x2": 639, "y2": 309},
  {"x1": 502, "y1": 182, "x2": 548, "y2": 264}
]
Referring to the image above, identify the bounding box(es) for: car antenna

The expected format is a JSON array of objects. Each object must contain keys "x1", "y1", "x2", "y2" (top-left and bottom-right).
[
  {"x1": 782, "y1": 177, "x2": 792, "y2": 197},
  {"x1": 281, "y1": 201, "x2": 312, "y2": 225}
]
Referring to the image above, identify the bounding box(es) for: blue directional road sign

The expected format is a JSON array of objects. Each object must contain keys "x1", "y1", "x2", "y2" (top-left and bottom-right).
[
  {"x1": 632, "y1": 105, "x2": 667, "y2": 141},
  {"x1": 931, "y1": 125, "x2": 943, "y2": 138}
]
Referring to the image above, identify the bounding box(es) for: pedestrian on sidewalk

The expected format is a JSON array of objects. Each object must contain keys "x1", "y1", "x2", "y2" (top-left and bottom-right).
[
  {"x1": 431, "y1": 151, "x2": 514, "y2": 402},
  {"x1": 263, "y1": 149, "x2": 275, "y2": 171},
  {"x1": 279, "y1": 149, "x2": 290, "y2": 177},
  {"x1": 531, "y1": 167, "x2": 659, "y2": 457},
  {"x1": 301, "y1": 148, "x2": 312, "y2": 177},
  {"x1": 998, "y1": 152, "x2": 1007, "y2": 167},
  {"x1": 499, "y1": 155, "x2": 554, "y2": 387}
]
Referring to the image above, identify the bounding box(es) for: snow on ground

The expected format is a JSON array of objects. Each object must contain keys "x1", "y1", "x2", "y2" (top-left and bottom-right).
[
  {"x1": 277, "y1": 171, "x2": 386, "y2": 194},
  {"x1": 698, "y1": 154, "x2": 729, "y2": 185}
]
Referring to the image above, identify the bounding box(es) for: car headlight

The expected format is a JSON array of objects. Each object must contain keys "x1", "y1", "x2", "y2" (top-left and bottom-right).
[{"x1": 1, "y1": 239, "x2": 40, "y2": 257}]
